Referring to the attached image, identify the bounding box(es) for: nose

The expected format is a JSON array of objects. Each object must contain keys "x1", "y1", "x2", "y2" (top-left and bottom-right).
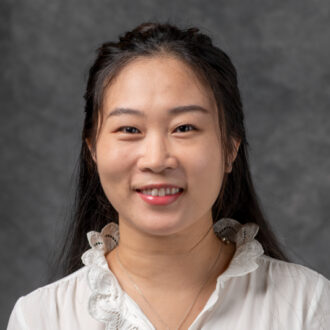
[{"x1": 137, "y1": 133, "x2": 178, "y2": 173}]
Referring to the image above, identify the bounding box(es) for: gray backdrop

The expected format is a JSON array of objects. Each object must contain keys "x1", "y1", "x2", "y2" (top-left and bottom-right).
[{"x1": 1, "y1": 0, "x2": 330, "y2": 327}]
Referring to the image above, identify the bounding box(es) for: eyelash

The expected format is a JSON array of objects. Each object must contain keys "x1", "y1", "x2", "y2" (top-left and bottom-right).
[{"x1": 117, "y1": 124, "x2": 197, "y2": 134}]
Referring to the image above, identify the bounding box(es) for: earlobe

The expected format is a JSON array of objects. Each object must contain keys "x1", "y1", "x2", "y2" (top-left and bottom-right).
[{"x1": 85, "y1": 138, "x2": 97, "y2": 163}]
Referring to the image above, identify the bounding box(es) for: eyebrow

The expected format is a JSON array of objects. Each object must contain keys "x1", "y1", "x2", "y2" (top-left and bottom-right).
[{"x1": 107, "y1": 105, "x2": 210, "y2": 118}]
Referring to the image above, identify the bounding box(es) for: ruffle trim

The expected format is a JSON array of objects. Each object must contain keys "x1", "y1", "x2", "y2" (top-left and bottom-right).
[{"x1": 81, "y1": 218, "x2": 264, "y2": 328}]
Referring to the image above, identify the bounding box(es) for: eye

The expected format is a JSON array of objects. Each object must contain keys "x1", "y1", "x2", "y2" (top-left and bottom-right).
[
  {"x1": 174, "y1": 124, "x2": 197, "y2": 133},
  {"x1": 117, "y1": 126, "x2": 140, "y2": 134}
]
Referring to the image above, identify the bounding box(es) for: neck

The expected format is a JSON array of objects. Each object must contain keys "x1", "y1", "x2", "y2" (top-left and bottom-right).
[{"x1": 107, "y1": 216, "x2": 231, "y2": 290}]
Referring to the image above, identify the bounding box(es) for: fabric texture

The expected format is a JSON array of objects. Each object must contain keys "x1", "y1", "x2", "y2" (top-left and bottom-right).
[{"x1": 7, "y1": 218, "x2": 330, "y2": 330}]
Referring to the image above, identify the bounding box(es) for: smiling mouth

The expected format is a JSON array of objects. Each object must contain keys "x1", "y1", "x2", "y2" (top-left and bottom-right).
[
  {"x1": 135, "y1": 187, "x2": 184, "y2": 196},
  {"x1": 135, "y1": 187, "x2": 184, "y2": 205}
]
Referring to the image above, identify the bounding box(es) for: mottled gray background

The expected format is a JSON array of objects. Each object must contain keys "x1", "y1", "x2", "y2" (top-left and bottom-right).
[{"x1": 1, "y1": 0, "x2": 330, "y2": 327}]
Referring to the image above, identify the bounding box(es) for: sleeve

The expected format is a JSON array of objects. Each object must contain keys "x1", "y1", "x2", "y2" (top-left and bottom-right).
[
  {"x1": 7, "y1": 297, "x2": 29, "y2": 330},
  {"x1": 306, "y1": 273, "x2": 330, "y2": 329}
]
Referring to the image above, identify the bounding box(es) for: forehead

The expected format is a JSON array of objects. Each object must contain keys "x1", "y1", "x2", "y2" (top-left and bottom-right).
[{"x1": 102, "y1": 55, "x2": 217, "y2": 115}]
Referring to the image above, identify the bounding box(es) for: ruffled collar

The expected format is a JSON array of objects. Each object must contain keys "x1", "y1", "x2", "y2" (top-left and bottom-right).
[{"x1": 81, "y1": 218, "x2": 264, "y2": 329}]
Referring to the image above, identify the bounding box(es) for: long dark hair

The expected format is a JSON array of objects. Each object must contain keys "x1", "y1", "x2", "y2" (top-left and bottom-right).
[{"x1": 53, "y1": 21, "x2": 289, "y2": 279}]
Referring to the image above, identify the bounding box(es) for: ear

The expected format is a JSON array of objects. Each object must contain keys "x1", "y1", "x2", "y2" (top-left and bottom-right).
[
  {"x1": 225, "y1": 137, "x2": 241, "y2": 173},
  {"x1": 85, "y1": 138, "x2": 97, "y2": 163}
]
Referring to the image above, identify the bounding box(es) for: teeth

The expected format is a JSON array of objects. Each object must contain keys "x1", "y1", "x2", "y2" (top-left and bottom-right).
[
  {"x1": 140, "y1": 187, "x2": 181, "y2": 196},
  {"x1": 150, "y1": 189, "x2": 159, "y2": 196},
  {"x1": 171, "y1": 187, "x2": 178, "y2": 194}
]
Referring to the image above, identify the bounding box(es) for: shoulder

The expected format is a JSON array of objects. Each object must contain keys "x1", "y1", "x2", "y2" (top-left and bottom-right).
[
  {"x1": 255, "y1": 255, "x2": 330, "y2": 327},
  {"x1": 7, "y1": 267, "x2": 100, "y2": 330},
  {"x1": 257, "y1": 254, "x2": 329, "y2": 284},
  {"x1": 255, "y1": 254, "x2": 330, "y2": 296},
  {"x1": 20, "y1": 266, "x2": 89, "y2": 305}
]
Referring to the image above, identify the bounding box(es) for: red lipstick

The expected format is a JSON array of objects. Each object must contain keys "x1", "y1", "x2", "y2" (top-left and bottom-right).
[{"x1": 135, "y1": 185, "x2": 184, "y2": 206}]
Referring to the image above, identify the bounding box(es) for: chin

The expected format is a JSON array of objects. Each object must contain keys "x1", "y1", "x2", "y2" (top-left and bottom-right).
[{"x1": 133, "y1": 215, "x2": 187, "y2": 237}]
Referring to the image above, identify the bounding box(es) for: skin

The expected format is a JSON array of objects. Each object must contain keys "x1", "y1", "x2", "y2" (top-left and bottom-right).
[{"x1": 88, "y1": 55, "x2": 240, "y2": 329}]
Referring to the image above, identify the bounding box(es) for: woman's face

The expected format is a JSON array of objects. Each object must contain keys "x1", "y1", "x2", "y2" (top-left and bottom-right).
[{"x1": 92, "y1": 55, "x2": 231, "y2": 236}]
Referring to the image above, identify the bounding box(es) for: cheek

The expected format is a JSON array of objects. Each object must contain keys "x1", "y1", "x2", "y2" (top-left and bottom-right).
[
  {"x1": 95, "y1": 140, "x2": 134, "y2": 189},
  {"x1": 185, "y1": 139, "x2": 224, "y2": 196}
]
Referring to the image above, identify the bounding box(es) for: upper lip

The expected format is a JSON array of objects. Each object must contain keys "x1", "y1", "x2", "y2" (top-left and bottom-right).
[{"x1": 135, "y1": 183, "x2": 184, "y2": 191}]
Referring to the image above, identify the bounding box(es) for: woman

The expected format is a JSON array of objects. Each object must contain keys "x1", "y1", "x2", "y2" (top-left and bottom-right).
[{"x1": 7, "y1": 22, "x2": 330, "y2": 329}]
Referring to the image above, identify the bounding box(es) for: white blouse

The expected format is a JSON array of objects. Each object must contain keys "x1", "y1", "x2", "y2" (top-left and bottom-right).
[{"x1": 7, "y1": 218, "x2": 330, "y2": 330}]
